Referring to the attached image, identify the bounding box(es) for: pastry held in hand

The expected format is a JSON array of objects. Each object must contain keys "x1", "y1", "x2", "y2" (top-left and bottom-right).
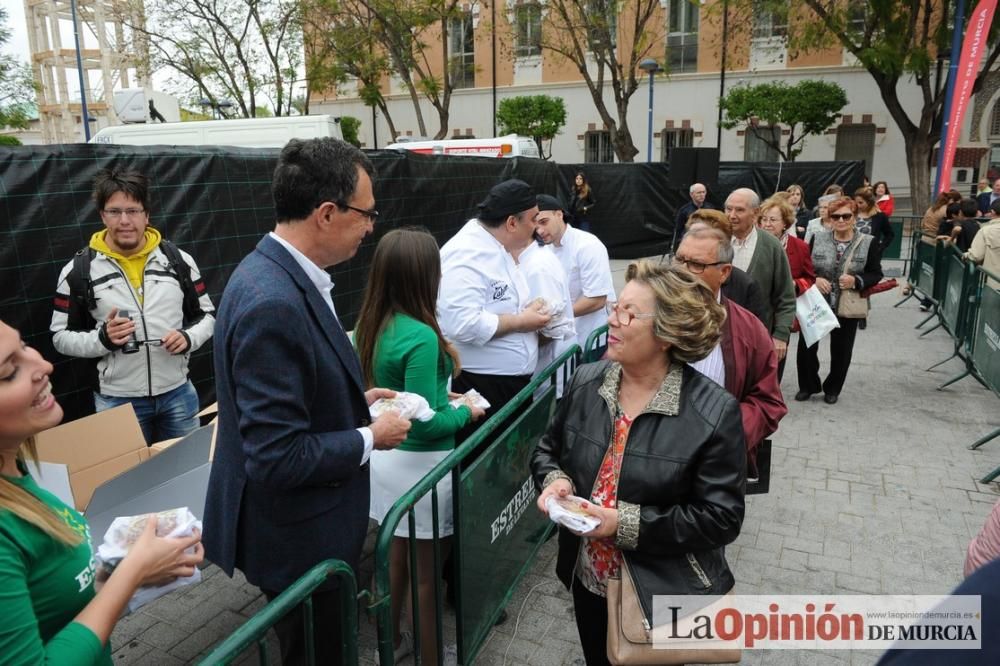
[
  {"x1": 449, "y1": 388, "x2": 491, "y2": 411},
  {"x1": 98, "y1": 507, "x2": 200, "y2": 562},
  {"x1": 369, "y1": 392, "x2": 435, "y2": 421},
  {"x1": 97, "y1": 507, "x2": 203, "y2": 613},
  {"x1": 545, "y1": 495, "x2": 602, "y2": 533}
]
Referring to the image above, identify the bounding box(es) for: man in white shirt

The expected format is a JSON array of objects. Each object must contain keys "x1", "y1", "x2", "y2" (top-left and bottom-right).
[
  {"x1": 534, "y1": 194, "x2": 615, "y2": 354},
  {"x1": 438, "y1": 179, "x2": 552, "y2": 443},
  {"x1": 515, "y1": 241, "x2": 576, "y2": 398},
  {"x1": 724, "y1": 187, "x2": 796, "y2": 364}
]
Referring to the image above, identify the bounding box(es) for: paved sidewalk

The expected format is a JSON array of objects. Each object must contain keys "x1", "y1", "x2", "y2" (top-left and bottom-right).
[{"x1": 111, "y1": 259, "x2": 1000, "y2": 665}]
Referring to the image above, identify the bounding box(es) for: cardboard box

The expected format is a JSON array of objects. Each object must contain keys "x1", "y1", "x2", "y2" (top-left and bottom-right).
[
  {"x1": 84, "y1": 424, "x2": 215, "y2": 546},
  {"x1": 149, "y1": 437, "x2": 183, "y2": 457},
  {"x1": 34, "y1": 404, "x2": 150, "y2": 511}
]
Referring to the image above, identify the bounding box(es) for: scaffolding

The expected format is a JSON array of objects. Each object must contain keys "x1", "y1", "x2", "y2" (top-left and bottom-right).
[{"x1": 24, "y1": 0, "x2": 149, "y2": 143}]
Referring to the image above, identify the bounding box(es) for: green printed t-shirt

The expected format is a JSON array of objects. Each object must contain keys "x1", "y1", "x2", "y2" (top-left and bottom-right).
[{"x1": 0, "y1": 463, "x2": 111, "y2": 665}]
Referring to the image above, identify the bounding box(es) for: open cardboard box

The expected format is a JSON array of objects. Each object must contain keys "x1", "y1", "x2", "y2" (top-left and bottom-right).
[{"x1": 34, "y1": 403, "x2": 150, "y2": 511}]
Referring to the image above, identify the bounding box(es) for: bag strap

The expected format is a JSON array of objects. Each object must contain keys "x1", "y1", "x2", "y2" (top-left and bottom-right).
[
  {"x1": 158, "y1": 239, "x2": 204, "y2": 328},
  {"x1": 64, "y1": 247, "x2": 98, "y2": 331}
]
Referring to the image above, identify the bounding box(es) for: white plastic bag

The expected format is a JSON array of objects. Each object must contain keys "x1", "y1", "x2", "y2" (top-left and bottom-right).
[{"x1": 796, "y1": 284, "x2": 840, "y2": 348}]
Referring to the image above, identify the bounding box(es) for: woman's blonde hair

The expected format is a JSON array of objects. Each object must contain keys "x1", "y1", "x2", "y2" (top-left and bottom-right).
[
  {"x1": 624, "y1": 260, "x2": 726, "y2": 364},
  {"x1": 759, "y1": 196, "x2": 796, "y2": 231},
  {"x1": 0, "y1": 438, "x2": 83, "y2": 546}
]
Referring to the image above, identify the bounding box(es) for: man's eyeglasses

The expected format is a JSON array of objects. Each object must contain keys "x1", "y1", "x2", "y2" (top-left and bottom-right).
[
  {"x1": 829, "y1": 213, "x2": 854, "y2": 221},
  {"x1": 610, "y1": 303, "x2": 656, "y2": 327},
  {"x1": 672, "y1": 255, "x2": 725, "y2": 274},
  {"x1": 336, "y1": 201, "x2": 380, "y2": 222},
  {"x1": 102, "y1": 208, "x2": 146, "y2": 218}
]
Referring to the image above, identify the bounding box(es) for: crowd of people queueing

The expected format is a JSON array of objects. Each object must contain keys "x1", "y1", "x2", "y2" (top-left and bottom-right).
[{"x1": 4, "y1": 137, "x2": 1000, "y2": 666}]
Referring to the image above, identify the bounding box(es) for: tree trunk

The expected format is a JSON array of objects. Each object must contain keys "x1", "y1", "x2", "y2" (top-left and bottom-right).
[
  {"x1": 905, "y1": 133, "x2": 934, "y2": 214},
  {"x1": 378, "y1": 100, "x2": 399, "y2": 143},
  {"x1": 613, "y1": 97, "x2": 639, "y2": 162}
]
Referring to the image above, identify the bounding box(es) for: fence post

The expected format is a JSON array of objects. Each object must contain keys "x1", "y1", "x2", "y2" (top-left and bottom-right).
[{"x1": 197, "y1": 559, "x2": 359, "y2": 665}]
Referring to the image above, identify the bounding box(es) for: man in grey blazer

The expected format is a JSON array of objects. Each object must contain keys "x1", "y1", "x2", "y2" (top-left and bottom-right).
[{"x1": 203, "y1": 138, "x2": 410, "y2": 665}]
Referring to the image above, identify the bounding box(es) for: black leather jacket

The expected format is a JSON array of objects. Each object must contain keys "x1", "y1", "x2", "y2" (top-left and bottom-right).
[{"x1": 531, "y1": 360, "x2": 746, "y2": 623}]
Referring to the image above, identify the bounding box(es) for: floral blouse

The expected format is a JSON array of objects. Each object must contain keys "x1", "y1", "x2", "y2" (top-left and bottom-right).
[{"x1": 576, "y1": 411, "x2": 633, "y2": 597}]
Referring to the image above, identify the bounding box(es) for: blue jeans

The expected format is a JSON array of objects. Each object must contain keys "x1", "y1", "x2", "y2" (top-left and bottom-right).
[{"x1": 94, "y1": 381, "x2": 200, "y2": 445}]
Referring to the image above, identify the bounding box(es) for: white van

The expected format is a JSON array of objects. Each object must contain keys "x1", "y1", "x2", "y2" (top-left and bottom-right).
[
  {"x1": 89, "y1": 115, "x2": 343, "y2": 147},
  {"x1": 385, "y1": 134, "x2": 540, "y2": 159}
]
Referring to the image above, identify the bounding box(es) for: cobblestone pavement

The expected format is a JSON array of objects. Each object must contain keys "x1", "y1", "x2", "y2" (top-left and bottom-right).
[{"x1": 111, "y1": 258, "x2": 1000, "y2": 664}]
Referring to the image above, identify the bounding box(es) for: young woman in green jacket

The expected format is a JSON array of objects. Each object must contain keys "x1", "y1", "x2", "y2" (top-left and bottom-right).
[
  {"x1": 355, "y1": 229, "x2": 485, "y2": 666},
  {"x1": 0, "y1": 320, "x2": 203, "y2": 665}
]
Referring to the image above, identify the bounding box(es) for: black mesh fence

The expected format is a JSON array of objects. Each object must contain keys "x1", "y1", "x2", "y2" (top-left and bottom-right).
[{"x1": 0, "y1": 144, "x2": 863, "y2": 421}]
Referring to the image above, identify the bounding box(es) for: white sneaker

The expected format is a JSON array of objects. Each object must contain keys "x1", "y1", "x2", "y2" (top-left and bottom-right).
[
  {"x1": 442, "y1": 643, "x2": 459, "y2": 666},
  {"x1": 373, "y1": 631, "x2": 414, "y2": 665}
]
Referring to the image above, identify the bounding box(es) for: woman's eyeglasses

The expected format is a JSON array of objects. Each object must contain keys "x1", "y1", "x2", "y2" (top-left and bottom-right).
[
  {"x1": 610, "y1": 303, "x2": 655, "y2": 327},
  {"x1": 830, "y1": 213, "x2": 854, "y2": 221}
]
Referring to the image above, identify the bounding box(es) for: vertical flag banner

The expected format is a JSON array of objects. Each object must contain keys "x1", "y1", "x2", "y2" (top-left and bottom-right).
[{"x1": 939, "y1": 0, "x2": 998, "y2": 193}]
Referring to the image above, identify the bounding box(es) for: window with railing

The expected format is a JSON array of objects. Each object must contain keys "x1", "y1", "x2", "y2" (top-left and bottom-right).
[
  {"x1": 516, "y1": 3, "x2": 542, "y2": 57},
  {"x1": 587, "y1": 0, "x2": 617, "y2": 51},
  {"x1": 660, "y1": 127, "x2": 695, "y2": 161},
  {"x1": 834, "y1": 124, "x2": 875, "y2": 173},
  {"x1": 744, "y1": 126, "x2": 781, "y2": 162},
  {"x1": 449, "y1": 12, "x2": 475, "y2": 89},
  {"x1": 666, "y1": 0, "x2": 698, "y2": 73},
  {"x1": 585, "y1": 130, "x2": 614, "y2": 162}
]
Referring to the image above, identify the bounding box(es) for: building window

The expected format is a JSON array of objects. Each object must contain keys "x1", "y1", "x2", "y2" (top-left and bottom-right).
[
  {"x1": 666, "y1": 0, "x2": 698, "y2": 73},
  {"x1": 834, "y1": 123, "x2": 876, "y2": 173},
  {"x1": 990, "y1": 102, "x2": 1000, "y2": 137},
  {"x1": 449, "y1": 12, "x2": 475, "y2": 89},
  {"x1": 846, "y1": 0, "x2": 867, "y2": 35},
  {"x1": 660, "y1": 127, "x2": 694, "y2": 161},
  {"x1": 516, "y1": 4, "x2": 542, "y2": 57},
  {"x1": 752, "y1": 2, "x2": 787, "y2": 40},
  {"x1": 587, "y1": 0, "x2": 617, "y2": 51},
  {"x1": 744, "y1": 126, "x2": 781, "y2": 162},
  {"x1": 585, "y1": 130, "x2": 614, "y2": 162}
]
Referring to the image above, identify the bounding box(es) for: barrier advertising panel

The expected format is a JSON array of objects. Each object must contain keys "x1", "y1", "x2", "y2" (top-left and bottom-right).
[
  {"x1": 457, "y1": 387, "x2": 556, "y2": 661},
  {"x1": 972, "y1": 283, "x2": 1000, "y2": 396}
]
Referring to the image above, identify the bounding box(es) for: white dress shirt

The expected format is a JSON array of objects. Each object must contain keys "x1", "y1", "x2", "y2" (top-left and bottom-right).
[
  {"x1": 732, "y1": 226, "x2": 759, "y2": 272},
  {"x1": 551, "y1": 225, "x2": 616, "y2": 348},
  {"x1": 690, "y1": 292, "x2": 726, "y2": 387},
  {"x1": 438, "y1": 220, "x2": 538, "y2": 375},
  {"x1": 268, "y1": 232, "x2": 374, "y2": 463},
  {"x1": 517, "y1": 243, "x2": 576, "y2": 397}
]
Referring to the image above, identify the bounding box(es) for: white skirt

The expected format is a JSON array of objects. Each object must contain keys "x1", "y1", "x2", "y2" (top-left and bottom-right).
[{"x1": 369, "y1": 448, "x2": 454, "y2": 539}]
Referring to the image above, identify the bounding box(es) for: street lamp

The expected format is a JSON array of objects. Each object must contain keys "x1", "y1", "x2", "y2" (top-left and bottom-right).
[{"x1": 638, "y1": 58, "x2": 662, "y2": 162}]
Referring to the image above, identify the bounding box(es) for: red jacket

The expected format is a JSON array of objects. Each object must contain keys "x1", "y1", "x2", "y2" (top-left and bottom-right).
[
  {"x1": 721, "y1": 297, "x2": 788, "y2": 474},
  {"x1": 785, "y1": 235, "x2": 816, "y2": 332}
]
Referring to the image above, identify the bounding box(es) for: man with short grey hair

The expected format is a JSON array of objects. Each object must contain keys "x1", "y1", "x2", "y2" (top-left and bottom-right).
[
  {"x1": 725, "y1": 187, "x2": 795, "y2": 363},
  {"x1": 673, "y1": 182, "x2": 715, "y2": 252},
  {"x1": 675, "y1": 225, "x2": 786, "y2": 476}
]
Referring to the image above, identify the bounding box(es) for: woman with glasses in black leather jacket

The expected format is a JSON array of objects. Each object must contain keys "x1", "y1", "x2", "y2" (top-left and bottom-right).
[{"x1": 531, "y1": 261, "x2": 746, "y2": 666}]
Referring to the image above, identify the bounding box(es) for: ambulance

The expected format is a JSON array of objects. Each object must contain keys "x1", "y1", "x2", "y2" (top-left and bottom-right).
[{"x1": 385, "y1": 134, "x2": 541, "y2": 159}]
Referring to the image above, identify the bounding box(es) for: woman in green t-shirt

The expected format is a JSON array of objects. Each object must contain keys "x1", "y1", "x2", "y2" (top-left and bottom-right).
[
  {"x1": 355, "y1": 229, "x2": 485, "y2": 666},
  {"x1": 0, "y1": 320, "x2": 204, "y2": 665}
]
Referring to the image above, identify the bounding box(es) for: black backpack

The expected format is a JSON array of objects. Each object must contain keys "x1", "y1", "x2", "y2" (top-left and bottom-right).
[{"x1": 64, "y1": 240, "x2": 204, "y2": 331}]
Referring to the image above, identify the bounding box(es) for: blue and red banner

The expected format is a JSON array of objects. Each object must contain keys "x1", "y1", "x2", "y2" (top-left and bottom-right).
[{"x1": 938, "y1": 0, "x2": 997, "y2": 193}]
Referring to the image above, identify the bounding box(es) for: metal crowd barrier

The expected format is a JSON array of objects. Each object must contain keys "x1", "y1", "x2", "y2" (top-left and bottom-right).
[
  {"x1": 902, "y1": 239, "x2": 1000, "y2": 480},
  {"x1": 582, "y1": 324, "x2": 609, "y2": 363},
  {"x1": 197, "y1": 559, "x2": 360, "y2": 665},
  {"x1": 369, "y1": 345, "x2": 580, "y2": 665}
]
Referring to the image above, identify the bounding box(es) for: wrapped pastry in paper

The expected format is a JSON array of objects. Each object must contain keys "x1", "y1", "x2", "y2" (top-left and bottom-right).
[
  {"x1": 97, "y1": 507, "x2": 202, "y2": 612},
  {"x1": 545, "y1": 495, "x2": 602, "y2": 533},
  {"x1": 448, "y1": 389, "x2": 491, "y2": 411},
  {"x1": 369, "y1": 391, "x2": 436, "y2": 421}
]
